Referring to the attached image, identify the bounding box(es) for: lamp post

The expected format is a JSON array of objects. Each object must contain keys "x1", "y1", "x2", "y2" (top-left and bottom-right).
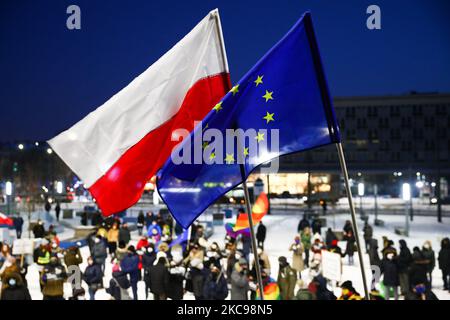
[
  {"x1": 358, "y1": 182, "x2": 365, "y2": 219},
  {"x1": 374, "y1": 184, "x2": 378, "y2": 221},
  {"x1": 5, "y1": 181, "x2": 12, "y2": 215},
  {"x1": 402, "y1": 183, "x2": 411, "y2": 236}
]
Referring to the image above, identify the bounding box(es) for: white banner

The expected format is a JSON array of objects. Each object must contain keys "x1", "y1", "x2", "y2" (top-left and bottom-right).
[{"x1": 321, "y1": 249, "x2": 342, "y2": 282}]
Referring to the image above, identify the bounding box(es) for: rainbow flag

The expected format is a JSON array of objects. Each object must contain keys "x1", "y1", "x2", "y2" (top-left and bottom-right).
[
  {"x1": 225, "y1": 222, "x2": 251, "y2": 239},
  {"x1": 256, "y1": 279, "x2": 281, "y2": 300},
  {"x1": 233, "y1": 193, "x2": 269, "y2": 231}
]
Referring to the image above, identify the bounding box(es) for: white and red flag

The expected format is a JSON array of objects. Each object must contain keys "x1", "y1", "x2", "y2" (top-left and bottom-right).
[{"x1": 48, "y1": 9, "x2": 230, "y2": 216}]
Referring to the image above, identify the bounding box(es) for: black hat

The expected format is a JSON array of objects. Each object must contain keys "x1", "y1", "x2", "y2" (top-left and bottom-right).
[
  {"x1": 340, "y1": 280, "x2": 354, "y2": 291},
  {"x1": 278, "y1": 256, "x2": 288, "y2": 264}
]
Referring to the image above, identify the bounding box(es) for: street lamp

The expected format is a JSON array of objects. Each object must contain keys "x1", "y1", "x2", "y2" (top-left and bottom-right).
[
  {"x1": 46, "y1": 148, "x2": 53, "y2": 154},
  {"x1": 5, "y1": 181, "x2": 12, "y2": 215},
  {"x1": 402, "y1": 183, "x2": 411, "y2": 236},
  {"x1": 56, "y1": 181, "x2": 63, "y2": 194},
  {"x1": 358, "y1": 182, "x2": 365, "y2": 219}
]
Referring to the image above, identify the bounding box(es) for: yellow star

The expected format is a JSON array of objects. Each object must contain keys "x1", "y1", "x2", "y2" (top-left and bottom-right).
[
  {"x1": 212, "y1": 102, "x2": 222, "y2": 112},
  {"x1": 262, "y1": 90, "x2": 273, "y2": 102},
  {"x1": 263, "y1": 111, "x2": 275, "y2": 124},
  {"x1": 255, "y1": 131, "x2": 265, "y2": 142},
  {"x1": 230, "y1": 84, "x2": 239, "y2": 96},
  {"x1": 243, "y1": 147, "x2": 249, "y2": 157},
  {"x1": 202, "y1": 141, "x2": 209, "y2": 150},
  {"x1": 224, "y1": 153, "x2": 235, "y2": 164},
  {"x1": 209, "y1": 152, "x2": 216, "y2": 161},
  {"x1": 254, "y1": 75, "x2": 263, "y2": 87},
  {"x1": 202, "y1": 123, "x2": 209, "y2": 132}
]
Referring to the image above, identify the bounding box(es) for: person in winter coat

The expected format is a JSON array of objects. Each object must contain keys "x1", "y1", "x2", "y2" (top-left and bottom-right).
[
  {"x1": 363, "y1": 222, "x2": 373, "y2": 252},
  {"x1": 119, "y1": 223, "x2": 131, "y2": 245},
  {"x1": 277, "y1": 256, "x2": 297, "y2": 300},
  {"x1": 405, "y1": 283, "x2": 438, "y2": 300},
  {"x1": 149, "y1": 251, "x2": 170, "y2": 300},
  {"x1": 141, "y1": 244, "x2": 156, "y2": 298},
  {"x1": 34, "y1": 241, "x2": 51, "y2": 266},
  {"x1": 300, "y1": 227, "x2": 312, "y2": 267},
  {"x1": 203, "y1": 266, "x2": 228, "y2": 300},
  {"x1": 120, "y1": 245, "x2": 140, "y2": 300},
  {"x1": 297, "y1": 215, "x2": 310, "y2": 233},
  {"x1": 338, "y1": 280, "x2": 362, "y2": 300},
  {"x1": 115, "y1": 241, "x2": 129, "y2": 262},
  {"x1": 311, "y1": 218, "x2": 322, "y2": 236},
  {"x1": 33, "y1": 220, "x2": 46, "y2": 239},
  {"x1": 409, "y1": 248, "x2": 429, "y2": 288},
  {"x1": 107, "y1": 264, "x2": 131, "y2": 300},
  {"x1": 293, "y1": 279, "x2": 316, "y2": 300},
  {"x1": 231, "y1": 258, "x2": 249, "y2": 300},
  {"x1": 41, "y1": 256, "x2": 67, "y2": 300},
  {"x1": 438, "y1": 237, "x2": 450, "y2": 291},
  {"x1": 189, "y1": 258, "x2": 208, "y2": 300},
  {"x1": 107, "y1": 223, "x2": 119, "y2": 255},
  {"x1": 343, "y1": 220, "x2": 353, "y2": 237},
  {"x1": 382, "y1": 240, "x2": 397, "y2": 258},
  {"x1": 325, "y1": 228, "x2": 337, "y2": 248},
  {"x1": 147, "y1": 220, "x2": 162, "y2": 238},
  {"x1": 344, "y1": 230, "x2": 356, "y2": 265},
  {"x1": 289, "y1": 236, "x2": 304, "y2": 278},
  {"x1": 64, "y1": 245, "x2": 83, "y2": 269},
  {"x1": 380, "y1": 252, "x2": 399, "y2": 300},
  {"x1": 13, "y1": 215, "x2": 24, "y2": 239},
  {"x1": 313, "y1": 274, "x2": 336, "y2": 300},
  {"x1": 397, "y1": 239, "x2": 413, "y2": 295},
  {"x1": 136, "y1": 235, "x2": 149, "y2": 251},
  {"x1": 55, "y1": 201, "x2": 61, "y2": 222},
  {"x1": 166, "y1": 249, "x2": 186, "y2": 300},
  {"x1": 91, "y1": 235, "x2": 107, "y2": 273},
  {"x1": 256, "y1": 221, "x2": 266, "y2": 249},
  {"x1": 367, "y1": 238, "x2": 381, "y2": 289},
  {"x1": 422, "y1": 240, "x2": 435, "y2": 289},
  {"x1": 137, "y1": 211, "x2": 145, "y2": 236},
  {"x1": 0, "y1": 272, "x2": 31, "y2": 300},
  {"x1": 83, "y1": 256, "x2": 103, "y2": 300}
]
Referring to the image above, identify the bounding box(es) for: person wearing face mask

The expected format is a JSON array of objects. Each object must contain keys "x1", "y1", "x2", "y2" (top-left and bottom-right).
[
  {"x1": 0, "y1": 256, "x2": 20, "y2": 292},
  {"x1": 120, "y1": 245, "x2": 140, "y2": 300},
  {"x1": 203, "y1": 265, "x2": 228, "y2": 300},
  {"x1": 83, "y1": 256, "x2": 103, "y2": 300},
  {"x1": 380, "y1": 252, "x2": 399, "y2": 300},
  {"x1": 91, "y1": 235, "x2": 107, "y2": 273},
  {"x1": 107, "y1": 222, "x2": 120, "y2": 256},
  {"x1": 405, "y1": 283, "x2": 438, "y2": 300},
  {"x1": 231, "y1": 258, "x2": 249, "y2": 300},
  {"x1": 40, "y1": 256, "x2": 67, "y2": 300},
  {"x1": 0, "y1": 273, "x2": 31, "y2": 300},
  {"x1": 337, "y1": 280, "x2": 362, "y2": 300},
  {"x1": 289, "y1": 236, "x2": 304, "y2": 279},
  {"x1": 277, "y1": 256, "x2": 297, "y2": 300},
  {"x1": 166, "y1": 249, "x2": 186, "y2": 300},
  {"x1": 147, "y1": 221, "x2": 162, "y2": 238},
  {"x1": 421, "y1": 240, "x2": 435, "y2": 289}
]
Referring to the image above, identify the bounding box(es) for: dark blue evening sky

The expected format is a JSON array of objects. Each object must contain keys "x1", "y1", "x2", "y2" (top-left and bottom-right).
[{"x1": 1, "y1": 0, "x2": 449, "y2": 141}]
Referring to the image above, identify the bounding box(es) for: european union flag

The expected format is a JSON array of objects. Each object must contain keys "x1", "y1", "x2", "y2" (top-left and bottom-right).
[{"x1": 157, "y1": 12, "x2": 340, "y2": 229}]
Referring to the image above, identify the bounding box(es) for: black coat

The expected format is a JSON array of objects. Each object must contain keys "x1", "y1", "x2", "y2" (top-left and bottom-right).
[
  {"x1": 397, "y1": 241, "x2": 413, "y2": 273},
  {"x1": 438, "y1": 247, "x2": 450, "y2": 271},
  {"x1": 256, "y1": 224, "x2": 266, "y2": 242},
  {"x1": 108, "y1": 271, "x2": 130, "y2": 300},
  {"x1": 297, "y1": 219, "x2": 310, "y2": 232},
  {"x1": 381, "y1": 258, "x2": 399, "y2": 286},
  {"x1": 203, "y1": 273, "x2": 228, "y2": 300},
  {"x1": 149, "y1": 260, "x2": 170, "y2": 295},
  {"x1": 167, "y1": 268, "x2": 185, "y2": 300},
  {"x1": 84, "y1": 264, "x2": 103, "y2": 285},
  {"x1": 33, "y1": 224, "x2": 45, "y2": 238},
  {"x1": 422, "y1": 248, "x2": 435, "y2": 272},
  {"x1": 0, "y1": 286, "x2": 31, "y2": 300},
  {"x1": 119, "y1": 228, "x2": 131, "y2": 244},
  {"x1": 409, "y1": 263, "x2": 428, "y2": 287}
]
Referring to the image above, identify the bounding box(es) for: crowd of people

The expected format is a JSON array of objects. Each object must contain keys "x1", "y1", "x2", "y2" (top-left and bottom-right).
[{"x1": 0, "y1": 208, "x2": 449, "y2": 301}]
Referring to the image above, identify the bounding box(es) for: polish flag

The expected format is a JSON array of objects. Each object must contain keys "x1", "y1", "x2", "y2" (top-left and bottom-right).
[{"x1": 48, "y1": 10, "x2": 230, "y2": 216}]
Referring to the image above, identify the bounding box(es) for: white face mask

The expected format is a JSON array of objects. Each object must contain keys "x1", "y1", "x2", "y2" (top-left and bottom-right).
[
  {"x1": 94, "y1": 238, "x2": 100, "y2": 243},
  {"x1": 387, "y1": 253, "x2": 394, "y2": 260}
]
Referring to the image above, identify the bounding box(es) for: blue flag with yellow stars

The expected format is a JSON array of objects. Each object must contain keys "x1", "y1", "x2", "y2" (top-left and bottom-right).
[{"x1": 157, "y1": 12, "x2": 341, "y2": 229}]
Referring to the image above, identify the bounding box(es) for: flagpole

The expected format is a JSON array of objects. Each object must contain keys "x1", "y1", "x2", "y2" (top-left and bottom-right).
[
  {"x1": 211, "y1": 8, "x2": 265, "y2": 300},
  {"x1": 336, "y1": 142, "x2": 369, "y2": 299},
  {"x1": 241, "y1": 169, "x2": 265, "y2": 300}
]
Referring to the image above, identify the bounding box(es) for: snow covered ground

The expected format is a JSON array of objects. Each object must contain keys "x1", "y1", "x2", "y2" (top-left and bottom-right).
[{"x1": 21, "y1": 212, "x2": 450, "y2": 300}]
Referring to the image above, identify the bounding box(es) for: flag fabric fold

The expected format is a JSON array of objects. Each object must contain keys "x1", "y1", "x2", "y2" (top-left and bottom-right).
[
  {"x1": 48, "y1": 10, "x2": 230, "y2": 215},
  {"x1": 157, "y1": 12, "x2": 340, "y2": 229}
]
